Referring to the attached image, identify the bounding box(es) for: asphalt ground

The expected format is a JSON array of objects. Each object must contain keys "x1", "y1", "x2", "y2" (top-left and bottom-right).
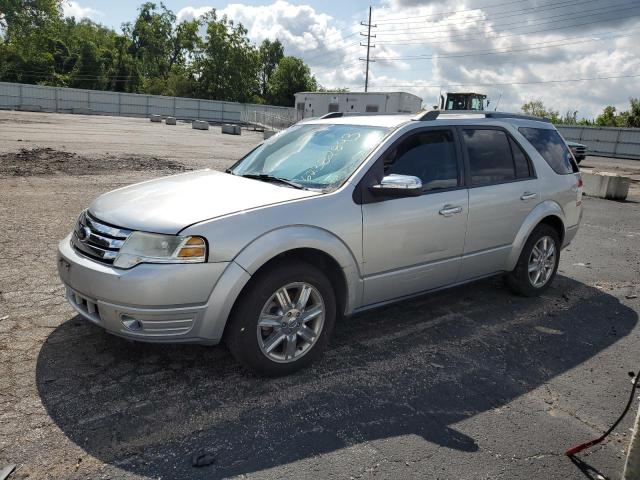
[{"x1": 0, "y1": 111, "x2": 638, "y2": 479}]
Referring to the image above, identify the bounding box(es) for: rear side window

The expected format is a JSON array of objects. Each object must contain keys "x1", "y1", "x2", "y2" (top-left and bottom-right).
[
  {"x1": 462, "y1": 129, "x2": 515, "y2": 185},
  {"x1": 519, "y1": 127, "x2": 578, "y2": 174}
]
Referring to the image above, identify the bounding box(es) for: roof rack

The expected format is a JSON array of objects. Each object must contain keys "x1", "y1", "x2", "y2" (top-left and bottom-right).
[
  {"x1": 412, "y1": 110, "x2": 551, "y2": 123},
  {"x1": 318, "y1": 112, "x2": 411, "y2": 120},
  {"x1": 320, "y1": 112, "x2": 344, "y2": 119}
]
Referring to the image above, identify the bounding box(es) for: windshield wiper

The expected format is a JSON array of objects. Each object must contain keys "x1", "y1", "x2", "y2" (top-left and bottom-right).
[{"x1": 239, "y1": 173, "x2": 306, "y2": 190}]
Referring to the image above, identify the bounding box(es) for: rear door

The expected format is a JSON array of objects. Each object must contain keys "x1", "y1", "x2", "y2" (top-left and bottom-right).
[{"x1": 458, "y1": 127, "x2": 539, "y2": 281}]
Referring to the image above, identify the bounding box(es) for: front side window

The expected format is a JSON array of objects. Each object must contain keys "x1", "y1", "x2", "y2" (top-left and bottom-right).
[
  {"x1": 463, "y1": 129, "x2": 517, "y2": 186},
  {"x1": 384, "y1": 130, "x2": 459, "y2": 191},
  {"x1": 231, "y1": 124, "x2": 389, "y2": 190},
  {"x1": 519, "y1": 127, "x2": 578, "y2": 174}
]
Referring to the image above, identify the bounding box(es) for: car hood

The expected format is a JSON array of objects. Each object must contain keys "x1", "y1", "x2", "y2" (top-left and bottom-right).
[{"x1": 89, "y1": 170, "x2": 320, "y2": 234}]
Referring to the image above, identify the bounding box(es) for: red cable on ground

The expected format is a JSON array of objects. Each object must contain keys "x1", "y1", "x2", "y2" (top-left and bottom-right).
[{"x1": 566, "y1": 370, "x2": 640, "y2": 457}]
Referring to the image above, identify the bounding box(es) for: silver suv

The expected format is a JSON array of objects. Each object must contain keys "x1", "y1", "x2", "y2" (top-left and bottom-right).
[{"x1": 58, "y1": 111, "x2": 583, "y2": 375}]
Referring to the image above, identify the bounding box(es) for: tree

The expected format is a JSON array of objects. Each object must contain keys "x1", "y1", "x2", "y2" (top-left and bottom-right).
[
  {"x1": 258, "y1": 39, "x2": 283, "y2": 98},
  {"x1": 521, "y1": 99, "x2": 559, "y2": 121},
  {"x1": 267, "y1": 56, "x2": 317, "y2": 106},
  {"x1": 596, "y1": 105, "x2": 618, "y2": 127},
  {"x1": 0, "y1": 0, "x2": 62, "y2": 35},
  {"x1": 195, "y1": 10, "x2": 260, "y2": 103},
  {"x1": 626, "y1": 98, "x2": 640, "y2": 128}
]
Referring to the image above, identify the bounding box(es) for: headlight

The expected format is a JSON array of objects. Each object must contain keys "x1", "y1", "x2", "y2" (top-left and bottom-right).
[{"x1": 113, "y1": 232, "x2": 207, "y2": 269}]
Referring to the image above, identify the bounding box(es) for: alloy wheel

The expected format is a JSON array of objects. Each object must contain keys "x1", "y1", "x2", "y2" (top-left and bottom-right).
[
  {"x1": 528, "y1": 235, "x2": 557, "y2": 288},
  {"x1": 256, "y1": 282, "x2": 325, "y2": 363}
]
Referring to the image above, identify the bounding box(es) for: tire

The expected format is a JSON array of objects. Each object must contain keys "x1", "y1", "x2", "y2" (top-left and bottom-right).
[
  {"x1": 225, "y1": 262, "x2": 336, "y2": 376},
  {"x1": 505, "y1": 224, "x2": 561, "y2": 297}
]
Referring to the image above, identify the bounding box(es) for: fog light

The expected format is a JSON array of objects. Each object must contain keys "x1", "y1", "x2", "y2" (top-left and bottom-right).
[{"x1": 121, "y1": 315, "x2": 142, "y2": 331}]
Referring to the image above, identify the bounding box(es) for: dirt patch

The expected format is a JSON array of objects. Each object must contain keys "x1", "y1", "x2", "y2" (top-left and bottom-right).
[{"x1": 0, "y1": 148, "x2": 188, "y2": 176}]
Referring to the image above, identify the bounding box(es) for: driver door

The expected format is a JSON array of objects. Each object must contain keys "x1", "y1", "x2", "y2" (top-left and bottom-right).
[{"x1": 360, "y1": 127, "x2": 469, "y2": 306}]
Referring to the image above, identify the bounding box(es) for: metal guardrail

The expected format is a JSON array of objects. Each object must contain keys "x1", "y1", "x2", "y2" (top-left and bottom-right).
[
  {"x1": 0, "y1": 81, "x2": 299, "y2": 128},
  {"x1": 242, "y1": 110, "x2": 299, "y2": 132},
  {"x1": 557, "y1": 125, "x2": 640, "y2": 160}
]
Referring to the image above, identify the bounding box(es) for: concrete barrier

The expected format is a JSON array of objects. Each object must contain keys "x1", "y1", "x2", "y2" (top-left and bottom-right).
[
  {"x1": 221, "y1": 124, "x2": 241, "y2": 135},
  {"x1": 264, "y1": 130, "x2": 277, "y2": 140},
  {"x1": 165, "y1": 117, "x2": 176, "y2": 125},
  {"x1": 150, "y1": 114, "x2": 162, "y2": 123},
  {"x1": 582, "y1": 170, "x2": 630, "y2": 200},
  {"x1": 17, "y1": 105, "x2": 42, "y2": 112},
  {"x1": 192, "y1": 120, "x2": 209, "y2": 131}
]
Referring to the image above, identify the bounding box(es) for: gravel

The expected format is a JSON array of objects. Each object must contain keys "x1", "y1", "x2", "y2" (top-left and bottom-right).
[{"x1": 0, "y1": 111, "x2": 638, "y2": 480}]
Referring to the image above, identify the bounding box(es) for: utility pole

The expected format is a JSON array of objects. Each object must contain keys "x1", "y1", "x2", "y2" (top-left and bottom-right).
[{"x1": 359, "y1": 6, "x2": 376, "y2": 92}]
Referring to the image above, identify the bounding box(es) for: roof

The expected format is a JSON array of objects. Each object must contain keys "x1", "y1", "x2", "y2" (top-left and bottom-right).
[{"x1": 300, "y1": 111, "x2": 555, "y2": 129}]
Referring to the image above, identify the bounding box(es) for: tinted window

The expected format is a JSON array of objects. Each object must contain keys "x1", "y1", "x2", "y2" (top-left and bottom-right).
[
  {"x1": 384, "y1": 130, "x2": 458, "y2": 191},
  {"x1": 519, "y1": 127, "x2": 578, "y2": 174},
  {"x1": 510, "y1": 137, "x2": 532, "y2": 178},
  {"x1": 463, "y1": 129, "x2": 515, "y2": 185}
]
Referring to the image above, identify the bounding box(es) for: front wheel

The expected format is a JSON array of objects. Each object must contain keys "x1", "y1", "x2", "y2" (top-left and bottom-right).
[
  {"x1": 225, "y1": 262, "x2": 336, "y2": 376},
  {"x1": 505, "y1": 224, "x2": 561, "y2": 297}
]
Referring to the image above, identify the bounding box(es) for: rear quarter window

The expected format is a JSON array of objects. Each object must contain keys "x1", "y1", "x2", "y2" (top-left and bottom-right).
[{"x1": 518, "y1": 127, "x2": 578, "y2": 174}]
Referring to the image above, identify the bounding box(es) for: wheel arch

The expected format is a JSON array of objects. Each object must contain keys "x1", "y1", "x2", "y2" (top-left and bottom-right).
[
  {"x1": 233, "y1": 226, "x2": 361, "y2": 314},
  {"x1": 506, "y1": 201, "x2": 566, "y2": 271}
]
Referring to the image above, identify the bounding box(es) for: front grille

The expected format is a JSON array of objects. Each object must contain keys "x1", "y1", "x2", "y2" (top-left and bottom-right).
[
  {"x1": 71, "y1": 211, "x2": 132, "y2": 264},
  {"x1": 572, "y1": 146, "x2": 586, "y2": 154}
]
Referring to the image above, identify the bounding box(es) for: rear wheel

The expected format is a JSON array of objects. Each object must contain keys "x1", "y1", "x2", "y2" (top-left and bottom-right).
[
  {"x1": 506, "y1": 224, "x2": 560, "y2": 297},
  {"x1": 225, "y1": 262, "x2": 336, "y2": 376}
]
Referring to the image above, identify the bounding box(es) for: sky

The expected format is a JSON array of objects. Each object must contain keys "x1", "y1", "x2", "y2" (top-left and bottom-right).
[{"x1": 62, "y1": 0, "x2": 640, "y2": 118}]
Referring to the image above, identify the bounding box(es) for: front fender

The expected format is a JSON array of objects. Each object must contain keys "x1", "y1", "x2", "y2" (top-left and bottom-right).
[
  {"x1": 233, "y1": 226, "x2": 362, "y2": 314},
  {"x1": 506, "y1": 200, "x2": 566, "y2": 271}
]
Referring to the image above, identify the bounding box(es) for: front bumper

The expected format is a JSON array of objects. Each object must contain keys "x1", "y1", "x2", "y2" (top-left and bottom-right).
[{"x1": 57, "y1": 234, "x2": 243, "y2": 343}]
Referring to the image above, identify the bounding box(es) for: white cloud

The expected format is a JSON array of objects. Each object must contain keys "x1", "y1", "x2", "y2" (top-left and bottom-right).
[
  {"x1": 62, "y1": 1, "x2": 102, "y2": 20},
  {"x1": 177, "y1": 0, "x2": 640, "y2": 117}
]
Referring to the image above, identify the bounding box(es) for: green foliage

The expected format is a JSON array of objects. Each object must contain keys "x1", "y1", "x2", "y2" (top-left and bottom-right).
[
  {"x1": 194, "y1": 10, "x2": 260, "y2": 103},
  {"x1": 267, "y1": 56, "x2": 317, "y2": 107},
  {"x1": 595, "y1": 99, "x2": 640, "y2": 128},
  {"x1": 522, "y1": 99, "x2": 640, "y2": 127},
  {"x1": 258, "y1": 39, "x2": 284, "y2": 98},
  {"x1": 521, "y1": 99, "x2": 559, "y2": 121},
  {"x1": 0, "y1": 2, "x2": 317, "y2": 104}
]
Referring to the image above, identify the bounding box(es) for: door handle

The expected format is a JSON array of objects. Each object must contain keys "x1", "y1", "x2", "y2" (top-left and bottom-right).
[
  {"x1": 520, "y1": 192, "x2": 537, "y2": 201},
  {"x1": 439, "y1": 205, "x2": 463, "y2": 217}
]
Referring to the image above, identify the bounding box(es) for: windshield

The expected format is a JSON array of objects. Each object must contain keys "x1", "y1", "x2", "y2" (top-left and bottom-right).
[{"x1": 231, "y1": 124, "x2": 389, "y2": 190}]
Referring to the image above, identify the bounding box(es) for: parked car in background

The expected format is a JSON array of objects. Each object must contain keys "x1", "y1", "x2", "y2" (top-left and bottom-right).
[
  {"x1": 58, "y1": 110, "x2": 583, "y2": 376},
  {"x1": 566, "y1": 141, "x2": 587, "y2": 163}
]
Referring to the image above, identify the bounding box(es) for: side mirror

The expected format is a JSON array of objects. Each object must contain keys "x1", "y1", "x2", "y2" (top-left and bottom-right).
[{"x1": 370, "y1": 174, "x2": 422, "y2": 198}]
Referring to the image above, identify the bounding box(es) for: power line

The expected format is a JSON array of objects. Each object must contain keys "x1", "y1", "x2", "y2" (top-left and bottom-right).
[
  {"x1": 375, "y1": 0, "x2": 635, "y2": 42},
  {"x1": 370, "y1": 29, "x2": 639, "y2": 61},
  {"x1": 374, "y1": 2, "x2": 639, "y2": 37},
  {"x1": 375, "y1": 0, "x2": 604, "y2": 30},
  {"x1": 368, "y1": 73, "x2": 640, "y2": 89},
  {"x1": 372, "y1": 9, "x2": 640, "y2": 48}
]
